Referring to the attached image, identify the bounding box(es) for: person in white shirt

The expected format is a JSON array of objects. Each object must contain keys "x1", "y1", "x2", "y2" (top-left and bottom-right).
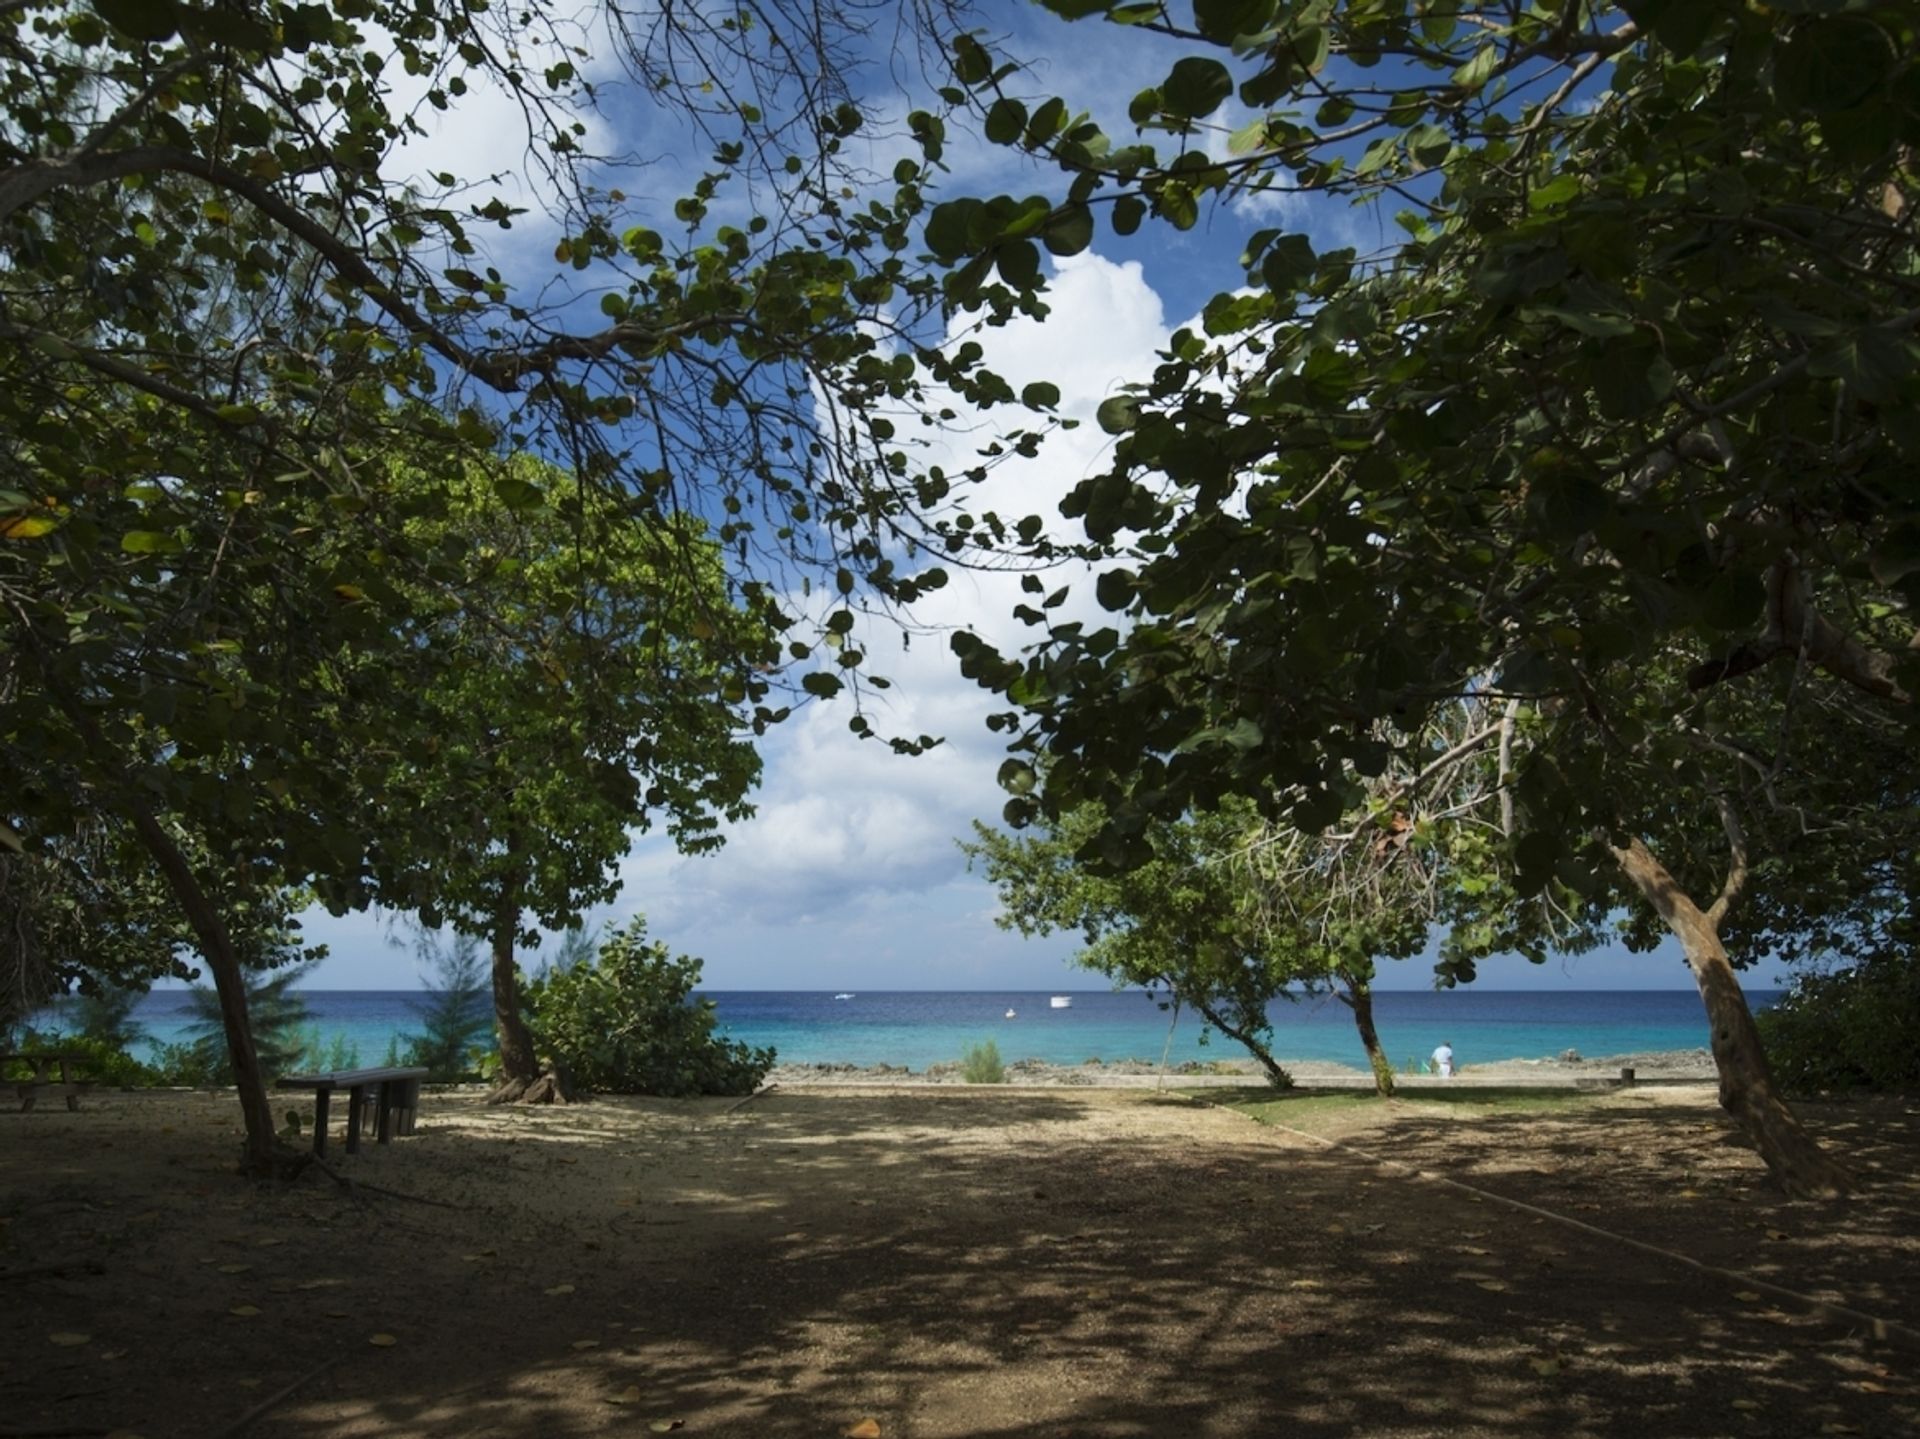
[{"x1": 1431, "y1": 1042, "x2": 1455, "y2": 1079}]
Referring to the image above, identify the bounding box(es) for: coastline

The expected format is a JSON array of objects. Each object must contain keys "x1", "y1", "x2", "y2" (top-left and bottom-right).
[{"x1": 765, "y1": 1046, "x2": 1718, "y2": 1088}]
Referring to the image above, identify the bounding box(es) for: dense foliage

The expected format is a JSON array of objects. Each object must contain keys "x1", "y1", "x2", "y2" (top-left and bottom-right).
[
  {"x1": 1758, "y1": 958, "x2": 1920, "y2": 1093},
  {"x1": 932, "y1": 0, "x2": 1919, "y2": 1195},
  {"x1": 525, "y1": 919, "x2": 774, "y2": 1097}
]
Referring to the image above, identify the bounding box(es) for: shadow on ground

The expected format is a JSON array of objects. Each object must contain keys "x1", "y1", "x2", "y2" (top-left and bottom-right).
[{"x1": 2, "y1": 1087, "x2": 1914, "y2": 1438}]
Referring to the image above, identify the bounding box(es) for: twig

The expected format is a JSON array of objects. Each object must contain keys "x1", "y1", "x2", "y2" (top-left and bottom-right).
[
  {"x1": 207, "y1": 1355, "x2": 344, "y2": 1439},
  {"x1": 301, "y1": 1154, "x2": 462, "y2": 1209},
  {"x1": 723, "y1": 1083, "x2": 778, "y2": 1115}
]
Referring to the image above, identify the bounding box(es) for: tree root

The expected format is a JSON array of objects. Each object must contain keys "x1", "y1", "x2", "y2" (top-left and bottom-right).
[{"x1": 487, "y1": 1062, "x2": 576, "y2": 1105}]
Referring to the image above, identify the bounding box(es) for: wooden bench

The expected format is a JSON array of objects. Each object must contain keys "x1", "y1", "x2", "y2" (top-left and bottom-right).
[
  {"x1": 276, "y1": 1066, "x2": 428, "y2": 1157},
  {"x1": 1, "y1": 1052, "x2": 91, "y2": 1112}
]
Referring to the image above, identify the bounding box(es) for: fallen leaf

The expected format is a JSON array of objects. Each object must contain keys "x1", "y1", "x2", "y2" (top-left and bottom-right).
[
  {"x1": 1734, "y1": 1291, "x2": 1762, "y2": 1303},
  {"x1": 846, "y1": 1422, "x2": 882, "y2": 1439},
  {"x1": 545, "y1": 1283, "x2": 575, "y2": 1296},
  {"x1": 1731, "y1": 1399, "x2": 1762, "y2": 1412},
  {"x1": 1528, "y1": 1357, "x2": 1561, "y2": 1377},
  {"x1": 1288, "y1": 1278, "x2": 1323, "y2": 1290},
  {"x1": 1820, "y1": 1426, "x2": 1861, "y2": 1435},
  {"x1": 324, "y1": 1309, "x2": 349, "y2": 1319},
  {"x1": 1765, "y1": 1229, "x2": 1791, "y2": 1241},
  {"x1": 648, "y1": 1422, "x2": 684, "y2": 1434},
  {"x1": 1458, "y1": 1246, "x2": 1492, "y2": 1256},
  {"x1": 296, "y1": 1278, "x2": 343, "y2": 1290},
  {"x1": 255, "y1": 1237, "x2": 285, "y2": 1248},
  {"x1": 217, "y1": 1264, "x2": 252, "y2": 1275},
  {"x1": 572, "y1": 1339, "x2": 599, "y2": 1351},
  {"x1": 1476, "y1": 1280, "x2": 1509, "y2": 1292},
  {"x1": 368, "y1": 1333, "x2": 397, "y2": 1347},
  {"x1": 229, "y1": 1306, "x2": 261, "y2": 1318},
  {"x1": 1858, "y1": 1380, "x2": 1889, "y2": 1394},
  {"x1": 607, "y1": 1385, "x2": 643, "y2": 1406},
  {"x1": 48, "y1": 1332, "x2": 91, "y2": 1347}
]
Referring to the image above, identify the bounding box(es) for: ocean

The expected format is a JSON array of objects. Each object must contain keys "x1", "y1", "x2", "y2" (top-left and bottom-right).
[{"x1": 53, "y1": 987, "x2": 1769, "y2": 1073}]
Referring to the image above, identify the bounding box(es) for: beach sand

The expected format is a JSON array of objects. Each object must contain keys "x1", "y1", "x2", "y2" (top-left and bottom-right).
[{"x1": 2, "y1": 1079, "x2": 1913, "y2": 1437}]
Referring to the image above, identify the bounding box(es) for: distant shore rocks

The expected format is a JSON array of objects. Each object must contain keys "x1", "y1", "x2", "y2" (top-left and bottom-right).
[{"x1": 765, "y1": 1047, "x2": 1718, "y2": 1087}]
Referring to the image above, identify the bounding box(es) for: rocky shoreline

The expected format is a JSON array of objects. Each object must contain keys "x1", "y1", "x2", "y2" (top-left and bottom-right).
[{"x1": 765, "y1": 1048, "x2": 1718, "y2": 1088}]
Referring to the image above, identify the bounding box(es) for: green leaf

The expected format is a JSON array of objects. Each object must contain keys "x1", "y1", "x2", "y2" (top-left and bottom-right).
[
  {"x1": 121, "y1": 530, "x2": 183, "y2": 554},
  {"x1": 1808, "y1": 326, "x2": 1916, "y2": 403},
  {"x1": 1772, "y1": 17, "x2": 1891, "y2": 113},
  {"x1": 997, "y1": 759, "x2": 1038, "y2": 795},
  {"x1": 93, "y1": 0, "x2": 180, "y2": 42},
  {"x1": 1096, "y1": 396, "x2": 1139, "y2": 434},
  {"x1": 1021, "y1": 381, "x2": 1062, "y2": 410},
  {"x1": 1161, "y1": 58, "x2": 1235, "y2": 120},
  {"x1": 985, "y1": 98, "x2": 1028, "y2": 146},
  {"x1": 1193, "y1": 0, "x2": 1277, "y2": 42},
  {"x1": 997, "y1": 239, "x2": 1042, "y2": 288},
  {"x1": 1111, "y1": 195, "x2": 1146, "y2": 236},
  {"x1": 801, "y1": 672, "x2": 844, "y2": 699},
  {"x1": 1042, "y1": 204, "x2": 1095, "y2": 257}
]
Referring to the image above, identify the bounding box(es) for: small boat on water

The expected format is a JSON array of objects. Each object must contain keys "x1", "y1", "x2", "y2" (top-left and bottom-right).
[
  {"x1": 833, "y1": 992, "x2": 855, "y2": 1000},
  {"x1": 1004, "y1": 1008, "x2": 1017, "y2": 1019},
  {"x1": 1050, "y1": 996, "x2": 1072, "y2": 1009}
]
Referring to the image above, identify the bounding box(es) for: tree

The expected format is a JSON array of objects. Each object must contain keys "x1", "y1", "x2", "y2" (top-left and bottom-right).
[
  {"x1": 396, "y1": 932, "x2": 492, "y2": 1083},
  {"x1": 0, "y1": 0, "x2": 1048, "y2": 1168},
  {"x1": 966, "y1": 802, "x2": 1306, "y2": 1086},
  {"x1": 938, "y1": 2, "x2": 1920, "y2": 1194},
  {"x1": 367, "y1": 456, "x2": 769, "y2": 1101},
  {"x1": 181, "y1": 959, "x2": 320, "y2": 1086}
]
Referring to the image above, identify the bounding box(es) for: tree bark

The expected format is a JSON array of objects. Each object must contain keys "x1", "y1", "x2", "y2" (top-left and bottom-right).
[
  {"x1": 125, "y1": 809, "x2": 278, "y2": 1174},
  {"x1": 1188, "y1": 994, "x2": 1294, "y2": 1089},
  {"x1": 1610, "y1": 836, "x2": 1851, "y2": 1197},
  {"x1": 486, "y1": 837, "x2": 541, "y2": 1094},
  {"x1": 1338, "y1": 973, "x2": 1395, "y2": 1097},
  {"x1": 31, "y1": 660, "x2": 279, "y2": 1172}
]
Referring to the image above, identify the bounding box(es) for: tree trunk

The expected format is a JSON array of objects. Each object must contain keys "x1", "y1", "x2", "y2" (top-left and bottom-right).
[
  {"x1": 1611, "y1": 836, "x2": 1851, "y2": 1197},
  {"x1": 125, "y1": 809, "x2": 278, "y2": 1174},
  {"x1": 1339, "y1": 973, "x2": 1395, "y2": 1097},
  {"x1": 1188, "y1": 994, "x2": 1294, "y2": 1089},
  {"x1": 486, "y1": 841, "x2": 541, "y2": 1094}
]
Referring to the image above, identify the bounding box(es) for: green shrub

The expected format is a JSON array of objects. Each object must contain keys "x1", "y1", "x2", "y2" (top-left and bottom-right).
[
  {"x1": 959, "y1": 1039, "x2": 1006, "y2": 1084},
  {"x1": 2, "y1": 1033, "x2": 152, "y2": 1087},
  {"x1": 524, "y1": 917, "x2": 773, "y2": 1097},
  {"x1": 1758, "y1": 957, "x2": 1920, "y2": 1093},
  {"x1": 179, "y1": 961, "x2": 318, "y2": 1082},
  {"x1": 147, "y1": 1040, "x2": 223, "y2": 1087}
]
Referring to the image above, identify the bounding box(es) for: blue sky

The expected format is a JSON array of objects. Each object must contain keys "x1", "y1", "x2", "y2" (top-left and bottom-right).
[{"x1": 265, "y1": 4, "x2": 1792, "y2": 996}]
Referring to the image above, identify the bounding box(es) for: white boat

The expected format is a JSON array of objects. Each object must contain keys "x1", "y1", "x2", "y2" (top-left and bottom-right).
[
  {"x1": 833, "y1": 992, "x2": 855, "y2": 1000},
  {"x1": 1050, "y1": 996, "x2": 1072, "y2": 1009},
  {"x1": 1004, "y1": 1008, "x2": 1017, "y2": 1019}
]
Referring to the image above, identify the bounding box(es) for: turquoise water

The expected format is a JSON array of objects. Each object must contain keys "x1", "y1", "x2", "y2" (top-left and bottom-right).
[{"x1": 38, "y1": 987, "x2": 1763, "y2": 1072}]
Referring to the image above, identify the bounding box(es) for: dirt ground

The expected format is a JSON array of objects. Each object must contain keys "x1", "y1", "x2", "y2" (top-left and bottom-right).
[{"x1": 2, "y1": 1083, "x2": 1915, "y2": 1439}]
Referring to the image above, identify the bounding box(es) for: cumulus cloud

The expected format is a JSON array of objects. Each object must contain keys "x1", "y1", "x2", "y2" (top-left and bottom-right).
[{"x1": 597, "y1": 251, "x2": 1174, "y2": 977}]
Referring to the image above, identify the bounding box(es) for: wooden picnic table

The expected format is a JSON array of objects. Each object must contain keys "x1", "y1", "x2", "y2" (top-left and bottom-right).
[
  {"x1": 1, "y1": 1052, "x2": 90, "y2": 1112},
  {"x1": 276, "y1": 1065, "x2": 429, "y2": 1157}
]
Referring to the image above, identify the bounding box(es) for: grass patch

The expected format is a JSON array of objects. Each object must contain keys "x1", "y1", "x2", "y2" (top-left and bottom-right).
[{"x1": 959, "y1": 1039, "x2": 1006, "y2": 1084}]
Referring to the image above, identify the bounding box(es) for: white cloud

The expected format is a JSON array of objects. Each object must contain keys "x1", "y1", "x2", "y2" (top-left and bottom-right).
[{"x1": 594, "y1": 251, "x2": 1172, "y2": 965}]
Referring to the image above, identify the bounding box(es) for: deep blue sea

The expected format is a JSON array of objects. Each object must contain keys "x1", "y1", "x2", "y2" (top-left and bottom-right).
[{"x1": 49, "y1": 987, "x2": 1774, "y2": 1073}]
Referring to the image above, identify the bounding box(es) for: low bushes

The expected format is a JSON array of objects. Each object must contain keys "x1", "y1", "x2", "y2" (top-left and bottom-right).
[
  {"x1": 1758, "y1": 956, "x2": 1920, "y2": 1093},
  {"x1": 525, "y1": 918, "x2": 773, "y2": 1097},
  {"x1": 959, "y1": 1039, "x2": 1006, "y2": 1084}
]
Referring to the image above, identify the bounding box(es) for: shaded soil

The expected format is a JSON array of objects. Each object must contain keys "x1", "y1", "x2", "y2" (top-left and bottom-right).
[{"x1": 1, "y1": 1085, "x2": 1915, "y2": 1438}]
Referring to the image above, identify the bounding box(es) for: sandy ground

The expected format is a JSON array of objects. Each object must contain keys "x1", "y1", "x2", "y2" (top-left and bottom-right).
[{"x1": 2, "y1": 1080, "x2": 1915, "y2": 1439}]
